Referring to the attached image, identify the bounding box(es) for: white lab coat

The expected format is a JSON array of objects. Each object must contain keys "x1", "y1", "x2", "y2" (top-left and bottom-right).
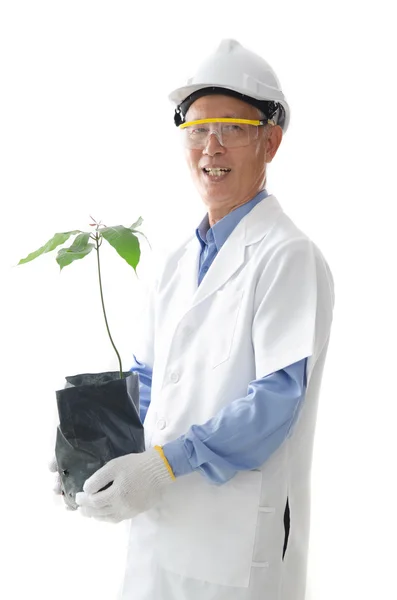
[{"x1": 120, "y1": 194, "x2": 335, "y2": 600}]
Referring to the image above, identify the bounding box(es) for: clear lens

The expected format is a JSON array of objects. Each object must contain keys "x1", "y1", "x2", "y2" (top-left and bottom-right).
[{"x1": 182, "y1": 121, "x2": 259, "y2": 149}]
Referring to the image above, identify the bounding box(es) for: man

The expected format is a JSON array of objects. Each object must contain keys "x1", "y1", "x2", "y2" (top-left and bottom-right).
[{"x1": 73, "y1": 39, "x2": 335, "y2": 599}]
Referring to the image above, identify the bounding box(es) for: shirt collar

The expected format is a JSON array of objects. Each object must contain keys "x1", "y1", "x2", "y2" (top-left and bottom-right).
[{"x1": 195, "y1": 188, "x2": 269, "y2": 251}]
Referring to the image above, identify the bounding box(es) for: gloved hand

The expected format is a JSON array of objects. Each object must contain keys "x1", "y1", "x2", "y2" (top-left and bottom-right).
[
  {"x1": 49, "y1": 455, "x2": 76, "y2": 510},
  {"x1": 48, "y1": 455, "x2": 62, "y2": 495},
  {"x1": 75, "y1": 446, "x2": 175, "y2": 523}
]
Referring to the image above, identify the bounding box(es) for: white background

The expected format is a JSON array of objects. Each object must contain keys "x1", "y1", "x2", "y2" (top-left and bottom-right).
[{"x1": 1, "y1": 1, "x2": 396, "y2": 598}]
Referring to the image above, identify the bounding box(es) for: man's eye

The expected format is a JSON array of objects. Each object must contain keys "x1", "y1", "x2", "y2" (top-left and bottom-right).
[
  {"x1": 224, "y1": 124, "x2": 243, "y2": 131},
  {"x1": 191, "y1": 127, "x2": 208, "y2": 135}
]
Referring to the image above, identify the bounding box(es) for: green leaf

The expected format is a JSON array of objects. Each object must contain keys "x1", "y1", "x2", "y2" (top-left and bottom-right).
[
  {"x1": 18, "y1": 230, "x2": 82, "y2": 265},
  {"x1": 101, "y1": 225, "x2": 141, "y2": 271},
  {"x1": 129, "y1": 217, "x2": 151, "y2": 249},
  {"x1": 133, "y1": 230, "x2": 152, "y2": 250},
  {"x1": 56, "y1": 232, "x2": 94, "y2": 270}
]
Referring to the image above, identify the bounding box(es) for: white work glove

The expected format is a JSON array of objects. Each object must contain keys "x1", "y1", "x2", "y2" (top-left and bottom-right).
[
  {"x1": 49, "y1": 455, "x2": 75, "y2": 510},
  {"x1": 48, "y1": 455, "x2": 62, "y2": 495},
  {"x1": 75, "y1": 446, "x2": 175, "y2": 523}
]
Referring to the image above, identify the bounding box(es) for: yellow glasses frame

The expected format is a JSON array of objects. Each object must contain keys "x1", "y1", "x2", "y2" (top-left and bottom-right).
[{"x1": 179, "y1": 117, "x2": 274, "y2": 129}]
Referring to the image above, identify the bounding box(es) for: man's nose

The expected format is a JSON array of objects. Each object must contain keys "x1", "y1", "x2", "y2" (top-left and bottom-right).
[{"x1": 202, "y1": 131, "x2": 226, "y2": 156}]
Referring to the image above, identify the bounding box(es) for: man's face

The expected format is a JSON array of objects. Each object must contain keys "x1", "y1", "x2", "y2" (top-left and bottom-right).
[{"x1": 183, "y1": 94, "x2": 282, "y2": 213}]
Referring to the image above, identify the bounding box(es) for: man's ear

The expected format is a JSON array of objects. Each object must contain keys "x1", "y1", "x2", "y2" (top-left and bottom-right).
[{"x1": 266, "y1": 125, "x2": 283, "y2": 163}]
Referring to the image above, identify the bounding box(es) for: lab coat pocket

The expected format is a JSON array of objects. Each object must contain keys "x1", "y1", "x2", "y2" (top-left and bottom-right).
[
  {"x1": 155, "y1": 470, "x2": 262, "y2": 588},
  {"x1": 211, "y1": 288, "x2": 245, "y2": 369}
]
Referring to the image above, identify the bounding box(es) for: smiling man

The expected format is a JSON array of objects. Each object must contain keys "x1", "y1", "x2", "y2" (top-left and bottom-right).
[
  {"x1": 182, "y1": 93, "x2": 283, "y2": 225},
  {"x1": 74, "y1": 39, "x2": 335, "y2": 600}
]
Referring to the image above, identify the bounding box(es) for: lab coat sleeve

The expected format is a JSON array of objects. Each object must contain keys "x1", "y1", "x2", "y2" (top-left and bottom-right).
[
  {"x1": 130, "y1": 242, "x2": 170, "y2": 372},
  {"x1": 132, "y1": 280, "x2": 156, "y2": 371},
  {"x1": 162, "y1": 357, "x2": 307, "y2": 484},
  {"x1": 129, "y1": 354, "x2": 152, "y2": 424},
  {"x1": 128, "y1": 250, "x2": 163, "y2": 423},
  {"x1": 128, "y1": 286, "x2": 155, "y2": 424},
  {"x1": 251, "y1": 238, "x2": 317, "y2": 379}
]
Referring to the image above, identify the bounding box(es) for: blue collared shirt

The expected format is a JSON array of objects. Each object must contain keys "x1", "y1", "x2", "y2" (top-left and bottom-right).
[{"x1": 131, "y1": 189, "x2": 308, "y2": 484}]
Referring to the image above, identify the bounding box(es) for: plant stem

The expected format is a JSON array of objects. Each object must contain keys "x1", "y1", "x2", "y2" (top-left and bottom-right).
[{"x1": 95, "y1": 232, "x2": 123, "y2": 378}]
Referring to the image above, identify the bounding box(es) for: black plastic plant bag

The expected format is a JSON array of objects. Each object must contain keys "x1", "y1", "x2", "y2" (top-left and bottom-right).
[{"x1": 55, "y1": 371, "x2": 145, "y2": 510}]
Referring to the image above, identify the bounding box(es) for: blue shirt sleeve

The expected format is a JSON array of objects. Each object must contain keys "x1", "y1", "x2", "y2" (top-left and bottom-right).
[
  {"x1": 162, "y1": 357, "x2": 308, "y2": 484},
  {"x1": 129, "y1": 354, "x2": 152, "y2": 424}
]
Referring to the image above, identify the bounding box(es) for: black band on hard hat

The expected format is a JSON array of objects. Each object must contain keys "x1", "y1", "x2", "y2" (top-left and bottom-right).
[{"x1": 174, "y1": 86, "x2": 283, "y2": 128}]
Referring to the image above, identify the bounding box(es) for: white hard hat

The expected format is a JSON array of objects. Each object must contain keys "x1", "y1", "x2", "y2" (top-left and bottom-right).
[{"x1": 169, "y1": 39, "x2": 290, "y2": 133}]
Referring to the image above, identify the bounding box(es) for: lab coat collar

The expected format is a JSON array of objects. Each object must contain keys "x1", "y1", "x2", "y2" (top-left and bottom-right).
[
  {"x1": 176, "y1": 194, "x2": 283, "y2": 310},
  {"x1": 195, "y1": 188, "x2": 269, "y2": 253}
]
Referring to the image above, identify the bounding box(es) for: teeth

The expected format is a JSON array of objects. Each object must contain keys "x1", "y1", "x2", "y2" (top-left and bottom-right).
[{"x1": 204, "y1": 168, "x2": 230, "y2": 176}]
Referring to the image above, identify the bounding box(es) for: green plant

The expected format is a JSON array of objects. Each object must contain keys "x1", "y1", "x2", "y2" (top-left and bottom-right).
[{"x1": 18, "y1": 216, "x2": 149, "y2": 378}]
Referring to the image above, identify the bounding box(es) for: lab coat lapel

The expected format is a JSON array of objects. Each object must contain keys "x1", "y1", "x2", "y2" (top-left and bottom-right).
[
  {"x1": 174, "y1": 225, "x2": 245, "y2": 315},
  {"x1": 175, "y1": 194, "x2": 283, "y2": 313},
  {"x1": 192, "y1": 226, "x2": 246, "y2": 306}
]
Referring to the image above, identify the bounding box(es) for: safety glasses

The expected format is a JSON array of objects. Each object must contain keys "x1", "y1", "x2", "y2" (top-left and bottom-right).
[{"x1": 179, "y1": 117, "x2": 273, "y2": 149}]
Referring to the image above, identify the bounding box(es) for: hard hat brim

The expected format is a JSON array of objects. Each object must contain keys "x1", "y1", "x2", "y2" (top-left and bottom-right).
[{"x1": 169, "y1": 83, "x2": 290, "y2": 133}]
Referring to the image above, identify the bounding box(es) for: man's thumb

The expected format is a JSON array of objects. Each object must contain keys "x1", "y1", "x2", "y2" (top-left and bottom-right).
[{"x1": 83, "y1": 462, "x2": 114, "y2": 495}]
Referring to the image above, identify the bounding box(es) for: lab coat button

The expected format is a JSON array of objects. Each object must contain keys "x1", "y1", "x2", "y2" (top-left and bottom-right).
[
  {"x1": 170, "y1": 372, "x2": 180, "y2": 383},
  {"x1": 156, "y1": 418, "x2": 166, "y2": 430}
]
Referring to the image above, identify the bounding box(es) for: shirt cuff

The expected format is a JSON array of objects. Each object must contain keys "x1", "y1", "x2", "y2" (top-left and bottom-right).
[{"x1": 162, "y1": 437, "x2": 194, "y2": 478}]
